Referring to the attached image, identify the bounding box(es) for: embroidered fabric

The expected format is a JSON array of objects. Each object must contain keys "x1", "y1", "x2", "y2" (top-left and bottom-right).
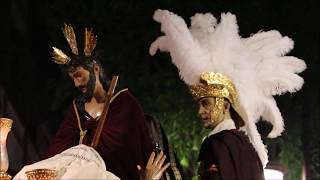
[{"x1": 13, "y1": 144, "x2": 120, "y2": 180}]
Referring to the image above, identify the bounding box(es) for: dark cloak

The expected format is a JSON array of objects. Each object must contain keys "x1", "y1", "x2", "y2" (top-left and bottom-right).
[{"x1": 198, "y1": 130, "x2": 265, "y2": 180}]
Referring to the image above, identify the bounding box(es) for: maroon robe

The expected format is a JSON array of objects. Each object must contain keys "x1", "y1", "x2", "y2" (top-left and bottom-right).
[
  {"x1": 44, "y1": 90, "x2": 153, "y2": 180},
  {"x1": 198, "y1": 130, "x2": 265, "y2": 180}
]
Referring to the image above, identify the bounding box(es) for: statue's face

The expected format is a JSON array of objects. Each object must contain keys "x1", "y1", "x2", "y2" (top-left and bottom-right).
[
  {"x1": 68, "y1": 66, "x2": 96, "y2": 101},
  {"x1": 198, "y1": 97, "x2": 225, "y2": 129},
  {"x1": 68, "y1": 66, "x2": 90, "y2": 93}
]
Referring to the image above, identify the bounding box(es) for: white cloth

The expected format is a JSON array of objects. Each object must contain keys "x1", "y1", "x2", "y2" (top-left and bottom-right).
[
  {"x1": 208, "y1": 119, "x2": 236, "y2": 137},
  {"x1": 202, "y1": 119, "x2": 236, "y2": 142},
  {"x1": 13, "y1": 144, "x2": 120, "y2": 180}
]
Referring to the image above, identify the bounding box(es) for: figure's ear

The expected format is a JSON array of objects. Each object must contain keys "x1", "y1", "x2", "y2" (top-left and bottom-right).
[
  {"x1": 93, "y1": 63, "x2": 100, "y2": 76},
  {"x1": 223, "y1": 100, "x2": 230, "y2": 114}
]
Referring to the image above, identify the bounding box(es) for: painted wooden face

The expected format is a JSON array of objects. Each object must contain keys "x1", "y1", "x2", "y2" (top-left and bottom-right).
[
  {"x1": 68, "y1": 66, "x2": 91, "y2": 93},
  {"x1": 67, "y1": 66, "x2": 98, "y2": 103},
  {"x1": 198, "y1": 97, "x2": 226, "y2": 129}
]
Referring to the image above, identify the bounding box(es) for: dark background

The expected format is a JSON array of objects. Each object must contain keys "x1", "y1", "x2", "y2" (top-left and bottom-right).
[{"x1": 1, "y1": 0, "x2": 319, "y2": 179}]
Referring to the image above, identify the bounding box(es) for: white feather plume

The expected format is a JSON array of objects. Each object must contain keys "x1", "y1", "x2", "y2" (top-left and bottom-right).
[
  {"x1": 149, "y1": 9, "x2": 306, "y2": 167},
  {"x1": 149, "y1": 9, "x2": 211, "y2": 85}
]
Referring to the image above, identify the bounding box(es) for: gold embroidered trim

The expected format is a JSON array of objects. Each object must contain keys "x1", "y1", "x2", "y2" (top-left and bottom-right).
[
  {"x1": 165, "y1": 172, "x2": 170, "y2": 180},
  {"x1": 154, "y1": 120, "x2": 182, "y2": 180},
  {"x1": 73, "y1": 100, "x2": 87, "y2": 144},
  {"x1": 110, "y1": 88, "x2": 128, "y2": 103},
  {"x1": 167, "y1": 143, "x2": 182, "y2": 180},
  {"x1": 0, "y1": 118, "x2": 13, "y2": 129}
]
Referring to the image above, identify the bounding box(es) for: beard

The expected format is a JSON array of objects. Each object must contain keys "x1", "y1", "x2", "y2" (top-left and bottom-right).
[{"x1": 77, "y1": 71, "x2": 96, "y2": 103}]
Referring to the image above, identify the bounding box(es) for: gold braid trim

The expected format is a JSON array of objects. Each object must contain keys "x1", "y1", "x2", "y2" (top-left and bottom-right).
[
  {"x1": 73, "y1": 100, "x2": 87, "y2": 144},
  {"x1": 73, "y1": 88, "x2": 128, "y2": 144},
  {"x1": 110, "y1": 88, "x2": 128, "y2": 103}
]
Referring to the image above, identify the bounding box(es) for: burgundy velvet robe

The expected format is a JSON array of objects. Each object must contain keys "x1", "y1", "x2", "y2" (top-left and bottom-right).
[
  {"x1": 44, "y1": 90, "x2": 153, "y2": 180},
  {"x1": 198, "y1": 130, "x2": 265, "y2": 180}
]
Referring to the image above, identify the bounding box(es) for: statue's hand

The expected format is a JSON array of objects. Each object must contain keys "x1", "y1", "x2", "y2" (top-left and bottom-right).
[{"x1": 137, "y1": 151, "x2": 170, "y2": 180}]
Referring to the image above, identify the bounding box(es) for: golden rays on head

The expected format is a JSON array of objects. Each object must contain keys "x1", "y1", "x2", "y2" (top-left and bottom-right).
[
  {"x1": 84, "y1": 27, "x2": 97, "y2": 56},
  {"x1": 51, "y1": 23, "x2": 97, "y2": 65}
]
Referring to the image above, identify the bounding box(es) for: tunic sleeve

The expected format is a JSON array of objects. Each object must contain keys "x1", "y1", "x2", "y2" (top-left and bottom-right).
[{"x1": 42, "y1": 106, "x2": 79, "y2": 159}]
